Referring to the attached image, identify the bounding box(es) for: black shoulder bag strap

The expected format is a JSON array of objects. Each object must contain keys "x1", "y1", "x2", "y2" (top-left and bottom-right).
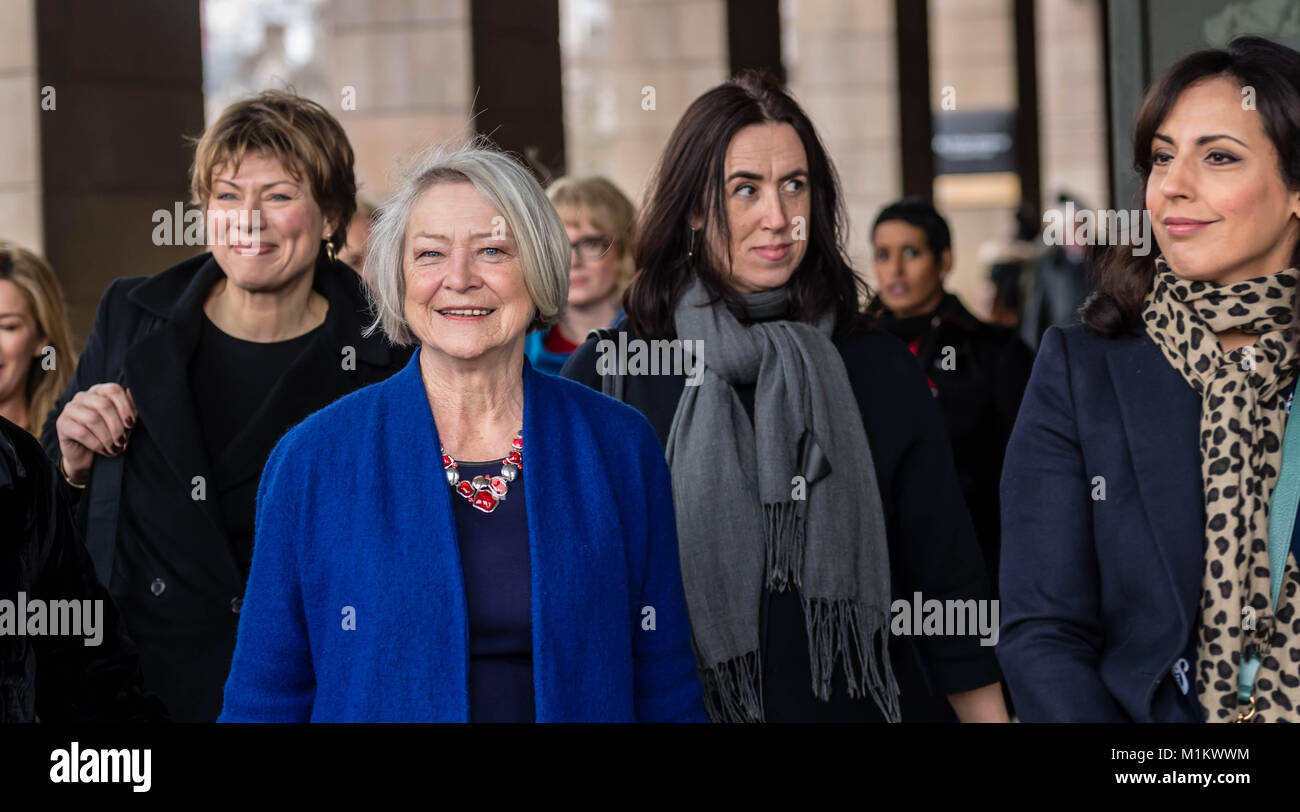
[
  {"x1": 588, "y1": 327, "x2": 625, "y2": 403},
  {"x1": 85, "y1": 312, "x2": 162, "y2": 588}
]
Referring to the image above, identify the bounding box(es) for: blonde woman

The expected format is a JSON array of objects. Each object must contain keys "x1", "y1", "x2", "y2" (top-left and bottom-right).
[
  {"x1": 0, "y1": 243, "x2": 74, "y2": 436},
  {"x1": 527, "y1": 176, "x2": 636, "y2": 375}
]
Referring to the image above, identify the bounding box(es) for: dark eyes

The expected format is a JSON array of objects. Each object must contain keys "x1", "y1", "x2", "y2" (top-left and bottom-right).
[
  {"x1": 1151, "y1": 150, "x2": 1239, "y2": 166},
  {"x1": 734, "y1": 179, "x2": 806, "y2": 196},
  {"x1": 875, "y1": 247, "x2": 921, "y2": 261}
]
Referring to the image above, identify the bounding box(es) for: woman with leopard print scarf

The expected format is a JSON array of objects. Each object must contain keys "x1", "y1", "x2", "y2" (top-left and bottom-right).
[{"x1": 999, "y1": 35, "x2": 1300, "y2": 723}]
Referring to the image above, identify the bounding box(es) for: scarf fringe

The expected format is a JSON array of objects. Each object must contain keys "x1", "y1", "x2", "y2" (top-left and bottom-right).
[
  {"x1": 699, "y1": 650, "x2": 765, "y2": 723},
  {"x1": 802, "y1": 596, "x2": 902, "y2": 723},
  {"x1": 764, "y1": 501, "x2": 805, "y2": 592}
]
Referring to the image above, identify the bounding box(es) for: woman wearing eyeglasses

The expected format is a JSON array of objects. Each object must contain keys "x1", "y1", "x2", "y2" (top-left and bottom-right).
[{"x1": 526, "y1": 176, "x2": 636, "y2": 375}]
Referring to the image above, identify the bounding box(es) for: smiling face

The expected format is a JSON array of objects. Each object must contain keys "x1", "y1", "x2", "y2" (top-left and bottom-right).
[
  {"x1": 873, "y1": 220, "x2": 949, "y2": 317},
  {"x1": 1147, "y1": 76, "x2": 1300, "y2": 284},
  {"x1": 403, "y1": 181, "x2": 535, "y2": 363},
  {"x1": 559, "y1": 205, "x2": 621, "y2": 308},
  {"x1": 0, "y1": 279, "x2": 43, "y2": 408},
  {"x1": 207, "y1": 150, "x2": 335, "y2": 292},
  {"x1": 698, "y1": 122, "x2": 811, "y2": 294}
]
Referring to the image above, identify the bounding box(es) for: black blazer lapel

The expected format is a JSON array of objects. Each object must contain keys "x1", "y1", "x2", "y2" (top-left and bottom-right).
[{"x1": 1105, "y1": 331, "x2": 1204, "y2": 622}]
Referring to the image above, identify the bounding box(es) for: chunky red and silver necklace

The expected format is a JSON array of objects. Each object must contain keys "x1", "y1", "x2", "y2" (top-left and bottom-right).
[{"x1": 441, "y1": 431, "x2": 522, "y2": 514}]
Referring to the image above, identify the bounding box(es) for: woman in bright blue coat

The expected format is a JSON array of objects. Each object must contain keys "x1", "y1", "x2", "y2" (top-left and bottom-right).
[{"x1": 218, "y1": 142, "x2": 706, "y2": 722}]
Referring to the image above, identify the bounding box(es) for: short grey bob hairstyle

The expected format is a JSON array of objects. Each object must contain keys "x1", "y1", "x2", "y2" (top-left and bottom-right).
[{"x1": 364, "y1": 139, "x2": 570, "y2": 345}]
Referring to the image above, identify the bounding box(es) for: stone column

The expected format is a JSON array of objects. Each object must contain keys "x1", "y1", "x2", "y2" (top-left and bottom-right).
[
  {"x1": 560, "y1": 0, "x2": 729, "y2": 203},
  {"x1": 323, "y1": 0, "x2": 474, "y2": 204},
  {"x1": 782, "y1": 0, "x2": 901, "y2": 284},
  {"x1": 8, "y1": 0, "x2": 206, "y2": 341}
]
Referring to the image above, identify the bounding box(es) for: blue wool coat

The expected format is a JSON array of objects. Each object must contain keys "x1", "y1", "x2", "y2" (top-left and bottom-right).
[{"x1": 218, "y1": 348, "x2": 707, "y2": 722}]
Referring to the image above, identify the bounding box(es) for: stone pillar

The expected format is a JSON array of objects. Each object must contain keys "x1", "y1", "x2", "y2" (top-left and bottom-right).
[
  {"x1": 0, "y1": 0, "x2": 42, "y2": 256},
  {"x1": 782, "y1": 0, "x2": 901, "y2": 283},
  {"x1": 323, "y1": 0, "x2": 474, "y2": 204},
  {"x1": 560, "y1": 0, "x2": 729, "y2": 203},
  {"x1": 930, "y1": 0, "x2": 1018, "y2": 317},
  {"x1": 1036, "y1": 0, "x2": 1107, "y2": 211},
  {"x1": 11, "y1": 0, "x2": 206, "y2": 342}
]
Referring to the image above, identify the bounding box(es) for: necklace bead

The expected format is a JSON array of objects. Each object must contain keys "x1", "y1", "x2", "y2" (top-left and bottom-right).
[{"x1": 441, "y1": 431, "x2": 522, "y2": 514}]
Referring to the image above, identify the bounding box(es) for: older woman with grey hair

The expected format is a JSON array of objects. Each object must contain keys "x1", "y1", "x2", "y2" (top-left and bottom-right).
[{"x1": 218, "y1": 142, "x2": 706, "y2": 722}]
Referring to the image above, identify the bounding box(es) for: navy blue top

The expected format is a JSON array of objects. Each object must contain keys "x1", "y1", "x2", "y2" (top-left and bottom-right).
[{"x1": 448, "y1": 460, "x2": 534, "y2": 723}]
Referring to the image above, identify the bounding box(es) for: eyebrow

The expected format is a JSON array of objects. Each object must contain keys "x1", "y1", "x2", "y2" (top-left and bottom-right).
[
  {"x1": 213, "y1": 178, "x2": 299, "y2": 188},
  {"x1": 409, "y1": 230, "x2": 509, "y2": 241},
  {"x1": 0, "y1": 312, "x2": 27, "y2": 318},
  {"x1": 725, "y1": 168, "x2": 809, "y2": 183},
  {"x1": 1152, "y1": 133, "x2": 1249, "y2": 148}
]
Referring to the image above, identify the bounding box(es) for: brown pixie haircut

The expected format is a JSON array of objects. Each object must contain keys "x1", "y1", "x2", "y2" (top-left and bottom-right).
[
  {"x1": 189, "y1": 90, "x2": 357, "y2": 251},
  {"x1": 1084, "y1": 35, "x2": 1300, "y2": 336}
]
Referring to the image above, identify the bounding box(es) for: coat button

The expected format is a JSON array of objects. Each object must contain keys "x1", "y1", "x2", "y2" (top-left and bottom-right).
[
  {"x1": 231, "y1": 597, "x2": 243, "y2": 614},
  {"x1": 150, "y1": 578, "x2": 165, "y2": 596}
]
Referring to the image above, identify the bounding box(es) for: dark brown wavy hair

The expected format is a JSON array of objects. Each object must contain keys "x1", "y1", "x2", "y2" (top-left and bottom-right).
[
  {"x1": 624, "y1": 71, "x2": 869, "y2": 340},
  {"x1": 1084, "y1": 35, "x2": 1300, "y2": 337}
]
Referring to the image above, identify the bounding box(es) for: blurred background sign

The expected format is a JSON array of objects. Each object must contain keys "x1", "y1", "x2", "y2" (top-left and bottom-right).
[{"x1": 932, "y1": 111, "x2": 1017, "y2": 175}]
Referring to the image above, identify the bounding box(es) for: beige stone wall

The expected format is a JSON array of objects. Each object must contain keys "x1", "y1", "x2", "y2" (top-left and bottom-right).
[
  {"x1": 1036, "y1": 0, "x2": 1107, "y2": 210},
  {"x1": 322, "y1": 0, "x2": 475, "y2": 204},
  {"x1": 930, "y1": 0, "x2": 1018, "y2": 319},
  {"x1": 0, "y1": 0, "x2": 42, "y2": 254},
  {"x1": 560, "y1": 0, "x2": 728, "y2": 205},
  {"x1": 781, "y1": 0, "x2": 900, "y2": 285}
]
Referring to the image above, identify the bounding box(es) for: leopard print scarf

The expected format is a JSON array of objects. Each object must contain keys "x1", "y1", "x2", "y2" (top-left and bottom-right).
[{"x1": 1142, "y1": 256, "x2": 1300, "y2": 722}]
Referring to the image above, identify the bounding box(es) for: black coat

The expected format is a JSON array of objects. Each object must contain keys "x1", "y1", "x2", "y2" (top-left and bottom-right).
[
  {"x1": 561, "y1": 314, "x2": 1002, "y2": 721},
  {"x1": 1, "y1": 416, "x2": 166, "y2": 723},
  {"x1": 39, "y1": 252, "x2": 411, "y2": 722},
  {"x1": 876, "y1": 294, "x2": 1034, "y2": 594}
]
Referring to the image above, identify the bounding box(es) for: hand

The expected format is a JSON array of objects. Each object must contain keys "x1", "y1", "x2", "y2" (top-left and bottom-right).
[{"x1": 55, "y1": 383, "x2": 138, "y2": 485}]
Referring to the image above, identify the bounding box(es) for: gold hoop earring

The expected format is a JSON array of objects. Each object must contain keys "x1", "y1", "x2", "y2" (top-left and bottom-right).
[{"x1": 324, "y1": 240, "x2": 338, "y2": 263}]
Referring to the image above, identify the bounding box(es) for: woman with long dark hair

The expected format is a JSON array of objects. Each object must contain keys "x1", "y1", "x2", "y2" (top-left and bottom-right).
[
  {"x1": 562, "y1": 72, "x2": 1006, "y2": 722},
  {"x1": 999, "y1": 35, "x2": 1300, "y2": 722}
]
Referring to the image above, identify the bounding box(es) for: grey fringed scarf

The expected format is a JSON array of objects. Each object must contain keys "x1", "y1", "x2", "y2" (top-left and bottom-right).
[{"x1": 665, "y1": 279, "x2": 901, "y2": 722}]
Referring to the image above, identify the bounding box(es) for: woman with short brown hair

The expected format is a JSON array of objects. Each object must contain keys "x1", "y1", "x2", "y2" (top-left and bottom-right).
[{"x1": 41, "y1": 89, "x2": 410, "y2": 722}]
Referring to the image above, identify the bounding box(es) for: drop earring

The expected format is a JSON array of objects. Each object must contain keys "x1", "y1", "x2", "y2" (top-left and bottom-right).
[{"x1": 687, "y1": 228, "x2": 697, "y2": 258}]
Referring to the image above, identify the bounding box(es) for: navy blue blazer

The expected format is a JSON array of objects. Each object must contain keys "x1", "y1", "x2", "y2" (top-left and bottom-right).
[{"x1": 998, "y1": 324, "x2": 1206, "y2": 722}]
